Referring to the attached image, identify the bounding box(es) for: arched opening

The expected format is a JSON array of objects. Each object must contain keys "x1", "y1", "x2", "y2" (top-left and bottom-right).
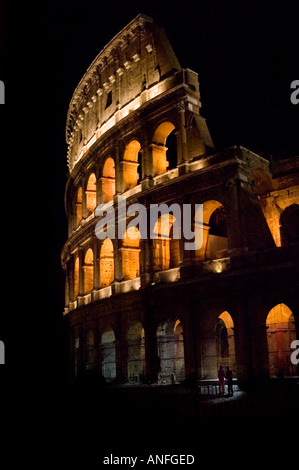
[
  {"x1": 280, "y1": 204, "x2": 299, "y2": 246},
  {"x1": 100, "y1": 239, "x2": 114, "y2": 288},
  {"x1": 266, "y1": 303, "x2": 297, "y2": 377},
  {"x1": 76, "y1": 187, "x2": 83, "y2": 226},
  {"x1": 127, "y1": 321, "x2": 145, "y2": 382},
  {"x1": 152, "y1": 121, "x2": 176, "y2": 176},
  {"x1": 102, "y1": 157, "x2": 116, "y2": 203},
  {"x1": 101, "y1": 328, "x2": 116, "y2": 380},
  {"x1": 122, "y1": 227, "x2": 141, "y2": 280},
  {"x1": 123, "y1": 140, "x2": 142, "y2": 191},
  {"x1": 196, "y1": 200, "x2": 228, "y2": 261},
  {"x1": 86, "y1": 173, "x2": 97, "y2": 214},
  {"x1": 85, "y1": 329, "x2": 95, "y2": 371},
  {"x1": 156, "y1": 319, "x2": 185, "y2": 383},
  {"x1": 83, "y1": 248, "x2": 94, "y2": 294},
  {"x1": 216, "y1": 311, "x2": 236, "y2": 373},
  {"x1": 74, "y1": 255, "x2": 79, "y2": 298},
  {"x1": 153, "y1": 214, "x2": 180, "y2": 271}
]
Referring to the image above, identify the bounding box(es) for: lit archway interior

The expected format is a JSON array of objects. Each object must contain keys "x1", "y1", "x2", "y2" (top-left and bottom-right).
[
  {"x1": 196, "y1": 200, "x2": 228, "y2": 261},
  {"x1": 122, "y1": 227, "x2": 141, "y2": 280},
  {"x1": 156, "y1": 319, "x2": 185, "y2": 383},
  {"x1": 100, "y1": 239, "x2": 114, "y2": 288},
  {"x1": 123, "y1": 140, "x2": 142, "y2": 191},
  {"x1": 74, "y1": 255, "x2": 79, "y2": 299},
  {"x1": 216, "y1": 311, "x2": 236, "y2": 373},
  {"x1": 86, "y1": 173, "x2": 97, "y2": 214},
  {"x1": 152, "y1": 121, "x2": 176, "y2": 176},
  {"x1": 127, "y1": 321, "x2": 145, "y2": 382},
  {"x1": 153, "y1": 214, "x2": 180, "y2": 271},
  {"x1": 266, "y1": 303, "x2": 297, "y2": 376},
  {"x1": 101, "y1": 328, "x2": 116, "y2": 380},
  {"x1": 102, "y1": 157, "x2": 116, "y2": 203},
  {"x1": 83, "y1": 248, "x2": 94, "y2": 294}
]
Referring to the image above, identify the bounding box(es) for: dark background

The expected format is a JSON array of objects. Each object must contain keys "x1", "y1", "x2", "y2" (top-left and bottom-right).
[{"x1": 1, "y1": 0, "x2": 299, "y2": 462}]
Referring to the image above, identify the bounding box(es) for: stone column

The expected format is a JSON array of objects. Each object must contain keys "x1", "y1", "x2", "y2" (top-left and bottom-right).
[
  {"x1": 144, "y1": 310, "x2": 159, "y2": 382},
  {"x1": 182, "y1": 313, "x2": 198, "y2": 378},
  {"x1": 233, "y1": 303, "x2": 253, "y2": 385},
  {"x1": 81, "y1": 174, "x2": 88, "y2": 219},
  {"x1": 226, "y1": 179, "x2": 247, "y2": 260},
  {"x1": 92, "y1": 237, "x2": 100, "y2": 290},
  {"x1": 115, "y1": 142, "x2": 124, "y2": 194},
  {"x1": 198, "y1": 328, "x2": 217, "y2": 379},
  {"x1": 78, "y1": 247, "x2": 85, "y2": 297}
]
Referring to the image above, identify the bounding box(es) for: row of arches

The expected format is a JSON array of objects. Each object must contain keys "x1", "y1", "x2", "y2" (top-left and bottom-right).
[
  {"x1": 69, "y1": 200, "x2": 298, "y2": 303},
  {"x1": 73, "y1": 303, "x2": 298, "y2": 382},
  {"x1": 70, "y1": 200, "x2": 230, "y2": 298},
  {"x1": 72, "y1": 121, "x2": 179, "y2": 230}
]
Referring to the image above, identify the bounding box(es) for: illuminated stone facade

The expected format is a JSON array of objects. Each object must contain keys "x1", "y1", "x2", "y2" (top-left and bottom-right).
[{"x1": 61, "y1": 14, "x2": 299, "y2": 384}]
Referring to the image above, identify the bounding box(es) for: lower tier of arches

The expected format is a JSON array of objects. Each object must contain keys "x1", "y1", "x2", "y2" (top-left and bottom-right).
[{"x1": 66, "y1": 267, "x2": 299, "y2": 385}]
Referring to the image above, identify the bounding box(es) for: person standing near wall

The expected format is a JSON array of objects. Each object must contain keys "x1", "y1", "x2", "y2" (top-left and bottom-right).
[{"x1": 218, "y1": 365, "x2": 225, "y2": 395}]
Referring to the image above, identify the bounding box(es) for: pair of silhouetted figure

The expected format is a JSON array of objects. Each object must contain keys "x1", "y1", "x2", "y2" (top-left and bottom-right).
[{"x1": 218, "y1": 366, "x2": 234, "y2": 396}]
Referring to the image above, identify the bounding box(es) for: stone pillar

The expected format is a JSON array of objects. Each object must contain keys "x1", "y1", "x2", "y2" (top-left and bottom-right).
[
  {"x1": 176, "y1": 101, "x2": 188, "y2": 163},
  {"x1": 233, "y1": 304, "x2": 253, "y2": 384},
  {"x1": 250, "y1": 322, "x2": 270, "y2": 382},
  {"x1": 115, "y1": 142, "x2": 124, "y2": 194},
  {"x1": 93, "y1": 320, "x2": 100, "y2": 375},
  {"x1": 198, "y1": 328, "x2": 217, "y2": 379},
  {"x1": 182, "y1": 313, "x2": 198, "y2": 378},
  {"x1": 67, "y1": 255, "x2": 74, "y2": 303},
  {"x1": 140, "y1": 238, "x2": 153, "y2": 287},
  {"x1": 95, "y1": 164, "x2": 102, "y2": 207},
  {"x1": 226, "y1": 179, "x2": 247, "y2": 259},
  {"x1": 78, "y1": 247, "x2": 84, "y2": 297},
  {"x1": 93, "y1": 237, "x2": 100, "y2": 290},
  {"x1": 81, "y1": 175, "x2": 88, "y2": 219},
  {"x1": 144, "y1": 318, "x2": 159, "y2": 382}
]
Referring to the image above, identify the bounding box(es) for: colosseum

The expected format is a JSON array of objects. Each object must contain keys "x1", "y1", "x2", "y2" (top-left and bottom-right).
[{"x1": 61, "y1": 13, "x2": 299, "y2": 387}]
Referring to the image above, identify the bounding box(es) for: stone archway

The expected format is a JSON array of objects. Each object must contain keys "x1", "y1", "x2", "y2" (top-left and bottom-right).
[
  {"x1": 101, "y1": 328, "x2": 116, "y2": 380},
  {"x1": 266, "y1": 303, "x2": 297, "y2": 376},
  {"x1": 156, "y1": 319, "x2": 185, "y2": 383},
  {"x1": 127, "y1": 321, "x2": 145, "y2": 382},
  {"x1": 216, "y1": 311, "x2": 236, "y2": 373}
]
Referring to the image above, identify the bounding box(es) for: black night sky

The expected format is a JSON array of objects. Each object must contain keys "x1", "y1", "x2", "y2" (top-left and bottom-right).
[{"x1": 1, "y1": 0, "x2": 299, "y2": 462}]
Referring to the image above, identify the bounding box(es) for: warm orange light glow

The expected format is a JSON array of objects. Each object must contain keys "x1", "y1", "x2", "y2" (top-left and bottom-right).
[
  {"x1": 100, "y1": 239, "x2": 114, "y2": 287},
  {"x1": 196, "y1": 201, "x2": 228, "y2": 261},
  {"x1": 74, "y1": 255, "x2": 79, "y2": 298},
  {"x1": 102, "y1": 157, "x2": 116, "y2": 203},
  {"x1": 153, "y1": 214, "x2": 180, "y2": 271},
  {"x1": 84, "y1": 248, "x2": 94, "y2": 294},
  {"x1": 76, "y1": 187, "x2": 83, "y2": 226},
  {"x1": 266, "y1": 303, "x2": 296, "y2": 376},
  {"x1": 122, "y1": 227, "x2": 141, "y2": 280},
  {"x1": 123, "y1": 140, "x2": 141, "y2": 191},
  {"x1": 152, "y1": 122, "x2": 175, "y2": 176},
  {"x1": 219, "y1": 311, "x2": 234, "y2": 329},
  {"x1": 266, "y1": 303, "x2": 293, "y2": 326},
  {"x1": 86, "y1": 173, "x2": 97, "y2": 214}
]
